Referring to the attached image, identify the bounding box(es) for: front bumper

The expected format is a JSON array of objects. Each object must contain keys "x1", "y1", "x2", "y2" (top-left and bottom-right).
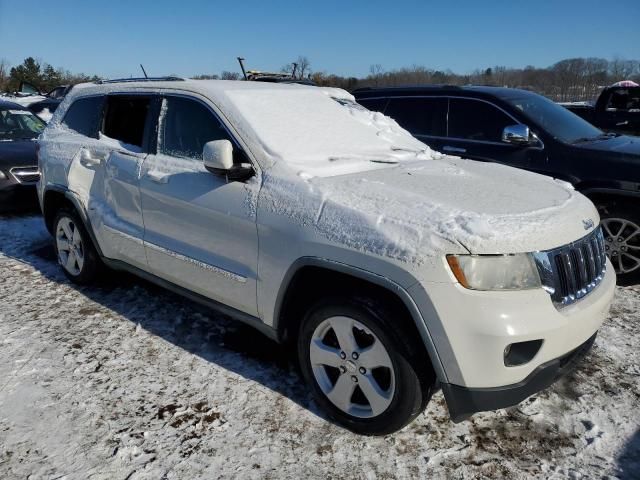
[
  {"x1": 441, "y1": 332, "x2": 597, "y2": 422},
  {"x1": 0, "y1": 176, "x2": 39, "y2": 210}
]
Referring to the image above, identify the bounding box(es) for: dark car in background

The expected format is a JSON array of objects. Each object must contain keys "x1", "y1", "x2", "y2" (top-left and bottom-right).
[
  {"x1": 562, "y1": 84, "x2": 640, "y2": 137},
  {"x1": 0, "y1": 100, "x2": 45, "y2": 210},
  {"x1": 354, "y1": 85, "x2": 640, "y2": 284}
]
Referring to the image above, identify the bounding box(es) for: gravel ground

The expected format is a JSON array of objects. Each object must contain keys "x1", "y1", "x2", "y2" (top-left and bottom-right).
[{"x1": 0, "y1": 213, "x2": 638, "y2": 479}]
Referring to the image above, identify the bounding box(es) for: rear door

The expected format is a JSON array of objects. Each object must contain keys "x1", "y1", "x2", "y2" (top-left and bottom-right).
[
  {"x1": 89, "y1": 94, "x2": 156, "y2": 268},
  {"x1": 444, "y1": 97, "x2": 543, "y2": 169},
  {"x1": 139, "y1": 94, "x2": 259, "y2": 316},
  {"x1": 383, "y1": 96, "x2": 448, "y2": 151}
]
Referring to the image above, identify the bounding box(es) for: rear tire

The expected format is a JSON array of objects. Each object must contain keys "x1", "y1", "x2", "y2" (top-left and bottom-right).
[
  {"x1": 599, "y1": 204, "x2": 640, "y2": 286},
  {"x1": 53, "y1": 208, "x2": 102, "y2": 285},
  {"x1": 297, "y1": 296, "x2": 434, "y2": 435}
]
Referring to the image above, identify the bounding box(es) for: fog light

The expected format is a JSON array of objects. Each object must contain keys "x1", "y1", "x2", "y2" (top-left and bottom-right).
[
  {"x1": 504, "y1": 340, "x2": 543, "y2": 367},
  {"x1": 0, "y1": 171, "x2": 6, "y2": 180}
]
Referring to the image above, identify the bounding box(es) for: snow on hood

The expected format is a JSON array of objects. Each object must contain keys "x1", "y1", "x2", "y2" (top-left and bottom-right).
[{"x1": 261, "y1": 157, "x2": 599, "y2": 262}]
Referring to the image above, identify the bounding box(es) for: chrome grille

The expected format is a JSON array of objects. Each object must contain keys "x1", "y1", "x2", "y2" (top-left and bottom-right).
[
  {"x1": 10, "y1": 166, "x2": 40, "y2": 184},
  {"x1": 534, "y1": 227, "x2": 607, "y2": 308}
]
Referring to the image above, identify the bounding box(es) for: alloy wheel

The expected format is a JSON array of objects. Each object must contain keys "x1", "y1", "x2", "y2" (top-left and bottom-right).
[
  {"x1": 56, "y1": 217, "x2": 85, "y2": 276},
  {"x1": 602, "y1": 217, "x2": 640, "y2": 275},
  {"x1": 309, "y1": 316, "x2": 395, "y2": 418}
]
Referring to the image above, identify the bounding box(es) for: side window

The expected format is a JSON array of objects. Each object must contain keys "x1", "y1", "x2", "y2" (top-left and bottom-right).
[
  {"x1": 102, "y1": 96, "x2": 152, "y2": 148},
  {"x1": 385, "y1": 97, "x2": 448, "y2": 137},
  {"x1": 159, "y1": 96, "x2": 234, "y2": 160},
  {"x1": 448, "y1": 98, "x2": 513, "y2": 142},
  {"x1": 357, "y1": 98, "x2": 388, "y2": 113},
  {"x1": 61, "y1": 96, "x2": 105, "y2": 138}
]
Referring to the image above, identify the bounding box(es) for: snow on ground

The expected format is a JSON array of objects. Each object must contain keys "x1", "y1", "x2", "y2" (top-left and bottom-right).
[{"x1": 0, "y1": 213, "x2": 638, "y2": 480}]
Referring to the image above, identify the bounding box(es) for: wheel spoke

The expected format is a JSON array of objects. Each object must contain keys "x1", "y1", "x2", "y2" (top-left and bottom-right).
[
  {"x1": 359, "y1": 373, "x2": 392, "y2": 416},
  {"x1": 56, "y1": 237, "x2": 70, "y2": 252},
  {"x1": 622, "y1": 253, "x2": 640, "y2": 272},
  {"x1": 66, "y1": 251, "x2": 77, "y2": 272},
  {"x1": 326, "y1": 374, "x2": 356, "y2": 412},
  {"x1": 72, "y1": 226, "x2": 82, "y2": 246},
  {"x1": 329, "y1": 317, "x2": 358, "y2": 353},
  {"x1": 309, "y1": 339, "x2": 342, "y2": 368},
  {"x1": 602, "y1": 221, "x2": 615, "y2": 239},
  {"x1": 358, "y1": 340, "x2": 393, "y2": 369},
  {"x1": 60, "y1": 220, "x2": 73, "y2": 241},
  {"x1": 613, "y1": 221, "x2": 627, "y2": 239}
]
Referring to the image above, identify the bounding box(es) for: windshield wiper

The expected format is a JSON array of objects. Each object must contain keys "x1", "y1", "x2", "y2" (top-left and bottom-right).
[{"x1": 572, "y1": 133, "x2": 617, "y2": 144}]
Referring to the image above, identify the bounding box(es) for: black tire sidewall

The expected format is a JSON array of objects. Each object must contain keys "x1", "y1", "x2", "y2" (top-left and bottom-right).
[
  {"x1": 297, "y1": 298, "x2": 426, "y2": 435},
  {"x1": 53, "y1": 208, "x2": 100, "y2": 284}
]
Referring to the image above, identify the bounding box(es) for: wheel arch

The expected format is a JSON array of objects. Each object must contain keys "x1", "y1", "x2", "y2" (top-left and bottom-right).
[
  {"x1": 42, "y1": 185, "x2": 104, "y2": 257},
  {"x1": 273, "y1": 257, "x2": 448, "y2": 383}
]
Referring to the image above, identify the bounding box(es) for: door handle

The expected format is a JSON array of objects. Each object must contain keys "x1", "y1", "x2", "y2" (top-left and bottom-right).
[
  {"x1": 79, "y1": 148, "x2": 104, "y2": 166},
  {"x1": 442, "y1": 145, "x2": 467, "y2": 154}
]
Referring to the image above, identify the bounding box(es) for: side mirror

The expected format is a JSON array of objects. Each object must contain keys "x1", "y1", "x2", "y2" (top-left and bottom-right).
[
  {"x1": 502, "y1": 124, "x2": 532, "y2": 146},
  {"x1": 203, "y1": 139, "x2": 234, "y2": 173}
]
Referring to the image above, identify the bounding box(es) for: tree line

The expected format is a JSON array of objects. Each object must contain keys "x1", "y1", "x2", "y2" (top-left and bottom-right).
[
  {"x1": 0, "y1": 57, "x2": 100, "y2": 94},
  {"x1": 2, "y1": 55, "x2": 639, "y2": 102}
]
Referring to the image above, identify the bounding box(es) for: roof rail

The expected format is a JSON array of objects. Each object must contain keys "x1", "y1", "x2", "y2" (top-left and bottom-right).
[{"x1": 95, "y1": 76, "x2": 185, "y2": 84}]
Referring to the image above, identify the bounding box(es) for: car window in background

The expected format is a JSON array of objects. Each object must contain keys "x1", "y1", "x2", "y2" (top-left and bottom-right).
[
  {"x1": 357, "y1": 98, "x2": 388, "y2": 113},
  {"x1": 385, "y1": 97, "x2": 448, "y2": 137},
  {"x1": 606, "y1": 88, "x2": 640, "y2": 112},
  {"x1": 62, "y1": 96, "x2": 105, "y2": 138},
  {"x1": 505, "y1": 93, "x2": 602, "y2": 144},
  {"x1": 448, "y1": 98, "x2": 512, "y2": 142},
  {"x1": 0, "y1": 107, "x2": 46, "y2": 140},
  {"x1": 159, "y1": 96, "x2": 233, "y2": 160}
]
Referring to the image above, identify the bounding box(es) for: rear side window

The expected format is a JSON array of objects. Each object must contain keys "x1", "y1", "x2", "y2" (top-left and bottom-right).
[
  {"x1": 357, "y1": 98, "x2": 388, "y2": 113},
  {"x1": 61, "y1": 96, "x2": 104, "y2": 138},
  {"x1": 102, "y1": 96, "x2": 152, "y2": 148},
  {"x1": 448, "y1": 98, "x2": 513, "y2": 142},
  {"x1": 385, "y1": 97, "x2": 448, "y2": 137},
  {"x1": 158, "y1": 96, "x2": 235, "y2": 160}
]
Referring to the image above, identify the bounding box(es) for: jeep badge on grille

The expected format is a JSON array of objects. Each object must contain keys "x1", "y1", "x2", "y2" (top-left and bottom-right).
[{"x1": 583, "y1": 219, "x2": 595, "y2": 230}]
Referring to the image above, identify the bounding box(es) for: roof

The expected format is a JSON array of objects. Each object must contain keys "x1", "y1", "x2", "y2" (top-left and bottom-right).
[
  {"x1": 73, "y1": 78, "x2": 316, "y2": 98},
  {"x1": 352, "y1": 85, "x2": 537, "y2": 100},
  {"x1": 0, "y1": 98, "x2": 27, "y2": 109}
]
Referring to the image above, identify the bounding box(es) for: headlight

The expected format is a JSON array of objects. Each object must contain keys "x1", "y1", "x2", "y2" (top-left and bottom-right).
[
  {"x1": 446, "y1": 254, "x2": 541, "y2": 291},
  {"x1": 0, "y1": 171, "x2": 6, "y2": 180}
]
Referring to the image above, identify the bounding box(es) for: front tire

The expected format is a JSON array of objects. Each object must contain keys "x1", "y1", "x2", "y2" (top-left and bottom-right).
[
  {"x1": 53, "y1": 208, "x2": 101, "y2": 284},
  {"x1": 297, "y1": 297, "x2": 433, "y2": 435}
]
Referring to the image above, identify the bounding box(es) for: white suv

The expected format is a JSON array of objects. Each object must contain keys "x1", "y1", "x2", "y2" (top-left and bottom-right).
[{"x1": 38, "y1": 78, "x2": 615, "y2": 435}]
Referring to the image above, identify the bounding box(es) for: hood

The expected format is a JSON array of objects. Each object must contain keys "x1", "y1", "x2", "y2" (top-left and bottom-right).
[
  {"x1": 274, "y1": 157, "x2": 599, "y2": 262},
  {"x1": 0, "y1": 139, "x2": 38, "y2": 168},
  {"x1": 577, "y1": 135, "x2": 640, "y2": 157}
]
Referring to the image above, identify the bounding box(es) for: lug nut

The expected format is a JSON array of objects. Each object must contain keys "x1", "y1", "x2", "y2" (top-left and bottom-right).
[
  {"x1": 605, "y1": 245, "x2": 610, "y2": 250},
  {"x1": 359, "y1": 367, "x2": 366, "y2": 375},
  {"x1": 607, "y1": 237, "x2": 613, "y2": 242},
  {"x1": 340, "y1": 365, "x2": 347, "y2": 373},
  {"x1": 352, "y1": 352, "x2": 359, "y2": 360},
  {"x1": 622, "y1": 246, "x2": 627, "y2": 252},
  {"x1": 618, "y1": 238, "x2": 624, "y2": 243},
  {"x1": 339, "y1": 351, "x2": 346, "y2": 360},
  {"x1": 351, "y1": 375, "x2": 358, "y2": 383}
]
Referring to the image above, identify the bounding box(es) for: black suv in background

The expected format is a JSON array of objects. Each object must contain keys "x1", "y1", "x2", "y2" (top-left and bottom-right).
[{"x1": 354, "y1": 86, "x2": 640, "y2": 284}]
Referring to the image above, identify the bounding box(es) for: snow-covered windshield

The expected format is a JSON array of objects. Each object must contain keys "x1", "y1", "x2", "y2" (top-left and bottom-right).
[
  {"x1": 0, "y1": 107, "x2": 46, "y2": 140},
  {"x1": 225, "y1": 88, "x2": 432, "y2": 176}
]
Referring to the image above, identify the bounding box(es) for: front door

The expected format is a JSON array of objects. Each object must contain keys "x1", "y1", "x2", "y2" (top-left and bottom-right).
[
  {"x1": 139, "y1": 95, "x2": 259, "y2": 316},
  {"x1": 444, "y1": 98, "x2": 545, "y2": 171}
]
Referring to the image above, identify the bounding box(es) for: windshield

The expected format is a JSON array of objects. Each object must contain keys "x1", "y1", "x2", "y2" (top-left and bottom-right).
[
  {"x1": 225, "y1": 88, "x2": 431, "y2": 177},
  {"x1": 504, "y1": 93, "x2": 602, "y2": 144},
  {"x1": 0, "y1": 107, "x2": 46, "y2": 140}
]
